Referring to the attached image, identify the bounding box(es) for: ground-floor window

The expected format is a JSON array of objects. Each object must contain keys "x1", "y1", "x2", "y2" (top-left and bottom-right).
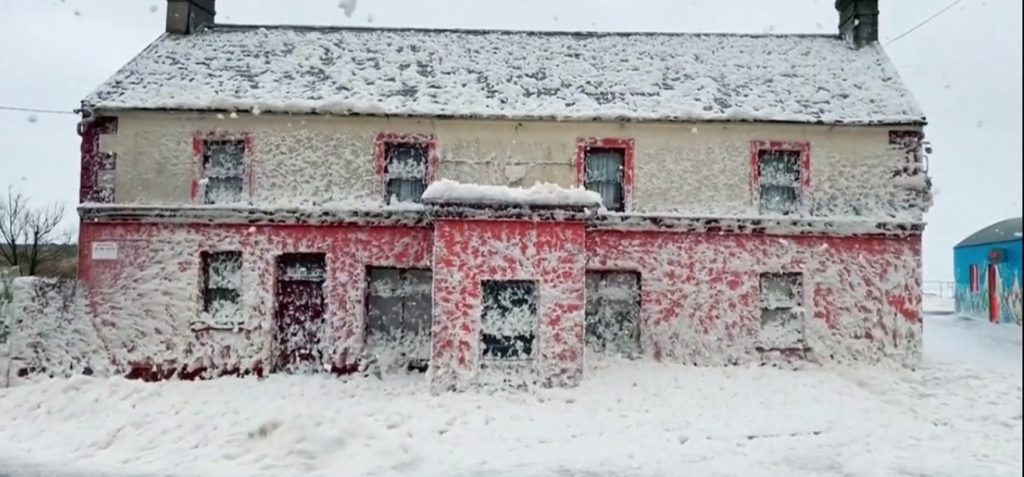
[
  {"x1": 365, "y1": 267, "x2": 433, "y2": 371},
  {"x1": 481, "y1": 280, "x2": 537, "y2": 360},
  {"x1": 585, "y1": 271, "x2": 641, "y2": 357},
  {"x1": 758, "y1": 272, "x2": 805, "y2": 350},
  {"x1": 201, "y1": 251, "x2": 243, "y2": 327}
]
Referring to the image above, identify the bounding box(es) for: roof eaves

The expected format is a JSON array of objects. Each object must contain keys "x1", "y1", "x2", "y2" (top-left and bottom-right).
[{"x1": 80, "y1": 106, "x2": 928, "y2": 126}]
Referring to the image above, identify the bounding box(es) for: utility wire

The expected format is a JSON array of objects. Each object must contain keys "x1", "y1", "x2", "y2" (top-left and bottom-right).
[
  {"x1": 886, "y1": 0, "x2": 968, "y2": 46},
  {"x1": 0, "y1": 105, "x2": 76, "y2": 115}
]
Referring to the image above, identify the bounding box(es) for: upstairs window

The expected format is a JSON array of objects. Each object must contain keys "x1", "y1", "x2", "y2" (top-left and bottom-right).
[
  {"x1": 481, "y1": 280, "x2": 537, "y2": 360},
  {"x1": 201, "y1": 139, "x2": 245, "y2": 204},
  {"x1": 585, "y1": 148, "x2": 625, "y2": 211},
  {"x1": 753, "y1": 141, "x2": 809, "y2": 216},
  {"x1": 201, "y1": 251, "x2": 243, "y2": 326},
  {"x1": 385, "y1": 143, "x2": 429, "y2": 203},
  {"x1": 758, "y1": 272, "x2": 804, "y2": 350},
  {"x1": 577, "y1": 138, "x2": 634, "y2": 212},
  {"x1": 374, "y1": 133, "x2": 436, "y2": 205}
]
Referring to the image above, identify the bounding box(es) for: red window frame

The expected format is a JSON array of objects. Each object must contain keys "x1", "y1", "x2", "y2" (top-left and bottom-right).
[
  {"x1": 191, "y1": 132, "x2": 255, "y2": 204},
  {"x1": 373, "y1": 132, "x2": 439, "y2": 201},
  {"x1": 575, "y1": 137, "x2": 635, "y2": 211},
  {"x1": 750, "y1": 140, "x2": 811, "y2": 210},
  {"x1": 969, "y1": 264, "x2": 980, "y2": 293}
]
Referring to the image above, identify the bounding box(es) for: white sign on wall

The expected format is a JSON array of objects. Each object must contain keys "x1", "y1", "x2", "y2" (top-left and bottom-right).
[{"x1": 91, "y1": 242, "x2": 118, "y2": 261}]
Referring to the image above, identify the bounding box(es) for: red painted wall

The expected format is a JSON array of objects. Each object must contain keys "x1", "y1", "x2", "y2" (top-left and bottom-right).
[
  {"x1": 586, "y1": 230, "x2": 922, "y2": 363},
  {"x1": 77, "y1": 220, "x2": 922, "y2": 383},
  {"x1": 431, "y1": 219, "x2": 587, "y2": 390},
  {"x1": 79, "y1": 222, "x2": 433, "y2": 377}
]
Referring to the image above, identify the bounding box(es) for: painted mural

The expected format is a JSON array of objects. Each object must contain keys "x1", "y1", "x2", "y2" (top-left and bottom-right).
[{"x1": 954, "y1": 240, "x2": 1023, "y2": 325}]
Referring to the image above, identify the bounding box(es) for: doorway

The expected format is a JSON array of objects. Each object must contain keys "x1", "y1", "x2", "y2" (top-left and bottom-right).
[{"x1": 274, "y1": 253, "x2": 327, "y2": 372}]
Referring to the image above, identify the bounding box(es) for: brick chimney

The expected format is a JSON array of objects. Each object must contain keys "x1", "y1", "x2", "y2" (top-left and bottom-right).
[
  {"x1": 836, "y1": 0, "x2": 879, "y2": 47},
  {"x1": 166, "y1": 0, "x2": 215, "y2": 34}
]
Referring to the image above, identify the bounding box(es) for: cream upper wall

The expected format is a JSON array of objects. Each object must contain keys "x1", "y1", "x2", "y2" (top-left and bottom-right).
[{"x1": 100, "y1": 111, "x2": 925, "y2": 220}]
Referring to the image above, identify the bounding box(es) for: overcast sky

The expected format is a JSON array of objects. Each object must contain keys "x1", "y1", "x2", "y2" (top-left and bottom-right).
[{"x1": 0, "y1": 0, "x2": 1021, "y2": 281}]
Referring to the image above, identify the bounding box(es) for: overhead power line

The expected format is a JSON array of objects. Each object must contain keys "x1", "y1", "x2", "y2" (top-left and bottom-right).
[
  {"x1": 886, "y1": 0, "x2": 968, "y2": 46},
  {"x1": 0, "y1": 105, "x2": 76, "y2": 116}
]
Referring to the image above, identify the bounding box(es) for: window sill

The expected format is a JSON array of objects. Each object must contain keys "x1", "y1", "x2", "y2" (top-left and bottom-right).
[{"x1": 190, "y1": 321, "x2": 249, "y2": 332}]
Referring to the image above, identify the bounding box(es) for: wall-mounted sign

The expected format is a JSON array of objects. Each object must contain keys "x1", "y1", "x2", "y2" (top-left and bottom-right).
[
  {"x1": 92, "y1": 242, "x2": 118, "y2": 261},
  {"x1": 988, "y1": 248, "x2": 1005, "y2": 263}
]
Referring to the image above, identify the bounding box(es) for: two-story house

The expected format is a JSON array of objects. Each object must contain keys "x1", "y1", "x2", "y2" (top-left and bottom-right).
[{"x1": 76, "y1": 0, "x2": 930, "y2": 390}]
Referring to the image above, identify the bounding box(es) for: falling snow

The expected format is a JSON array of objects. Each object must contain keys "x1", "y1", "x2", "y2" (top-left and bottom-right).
[{"x1": 338, "y1": 0, "x2": 357, "y2": 18}]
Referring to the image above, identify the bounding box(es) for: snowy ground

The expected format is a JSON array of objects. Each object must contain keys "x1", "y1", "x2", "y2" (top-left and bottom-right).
[{"x1": 0, "y1": 314, "x2": 1020, "y2": 477}]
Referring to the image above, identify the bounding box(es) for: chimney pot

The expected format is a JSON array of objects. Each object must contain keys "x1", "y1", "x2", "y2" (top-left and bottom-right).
[{"x1": 166, "y1": 0, "x2": 215, "y2": 34}]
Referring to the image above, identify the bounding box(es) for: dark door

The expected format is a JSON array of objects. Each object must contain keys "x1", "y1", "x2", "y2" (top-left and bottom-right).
[
  {"x1": 988, "y1": 264, "x2": 1000, "y2": 323},
  {"x1": 275, "y1": 254, "x2": 327, "y2": 373},
  {"x1": 585, "y1": 271, "x2": 641, "y2": 357},
  {"x1": 365, "y1": 267, "x2": 433, "y2": 371}
]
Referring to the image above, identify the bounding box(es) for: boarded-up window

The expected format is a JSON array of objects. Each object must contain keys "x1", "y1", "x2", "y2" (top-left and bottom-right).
[
  {"x1": 757, "y1": 149, "x2": 801, "y2": 215},
  {"x1": 202, "y1": 140, "x2": 245, "y2": 204},
  {"x1": 366, "y1": 267, "x2": 433, "y2": 370},
  {"x1": 385, "y1": 143, "x2": 428, "y2": 204},
  {"x1": 585, "y1": 148, "x2": 625, "y2": 211},
  {"x1": 585, "y1": 271, "x2": 641, "y2": 356},
  {"x1": 202, "y1": 251, "x2": 242, "y2": 326},
  {"x1": 759, "y1": 273, "x2": 804, "y2": 349},
  {"x1": 481, "y1": 280, "x2": 537, "y2": 360}
]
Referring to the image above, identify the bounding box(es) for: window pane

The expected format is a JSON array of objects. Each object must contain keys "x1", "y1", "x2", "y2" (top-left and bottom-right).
[
  {"x1": 481, "y1": 280, "x2": 537, "y2": 360},
  {"x1": 386, "y1": 143, "x2": 428, "y2": 180},
  {"x1": 203, "y1": 252, "x2": 242, "y2": 319},
  {"x1": 385, "y1": 141, "x2": 428, "y2": 204},
  {"x1": 277, "y1": 254, "x2": 327, "y2": 282},
  {"x1": 758, "y1": 150, "x2": 800, "y2": 187},
  {"x1": 585, "y1": 148, "x2": 625, "y2": 211},
  {"x1": 759, "y1": 308, "x2": 804, "y2": 349},
  {"x1": 204, "y1": 140, "x2": 245, "y2": 178},
  {"x1": 759, "y1": 185, "x2": 797, "y2": 215},
  {"x1": 205, "y1": 252, "x2": 242, "y2": 290},
  {"x1": 203, "y1": 177, "x2": 243, "y2": 204},
  {"x1": 760, "y1": 273, "x2": 802, "y2": 309},
  {"x1": 387, "y1": 178, "x2": 427, "y2": 204}
]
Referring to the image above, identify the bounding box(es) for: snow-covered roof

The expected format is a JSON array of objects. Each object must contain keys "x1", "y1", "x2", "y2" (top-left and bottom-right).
[
  {"x1": 421, "y1": 180, "x2": 603, "y2": 208},
  {"x1": 82, "y1": 25, "x2": 925, "y2": 125},
  {"x1": 955, "y1": 217, "x2": 1023, "y2": 248}
]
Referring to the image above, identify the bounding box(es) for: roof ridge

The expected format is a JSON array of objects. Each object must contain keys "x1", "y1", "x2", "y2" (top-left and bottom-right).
[{"x1": 209, "y1": 23, "x2": 840, "y2": 39}]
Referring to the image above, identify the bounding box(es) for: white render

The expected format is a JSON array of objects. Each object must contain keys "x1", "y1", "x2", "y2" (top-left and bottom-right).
[
  {"x1": 94, "y1": 112, "x2": 927, "y2": 222},
  {"x1": 83, "y1": 26, "x2": 924, "y2": 125}
]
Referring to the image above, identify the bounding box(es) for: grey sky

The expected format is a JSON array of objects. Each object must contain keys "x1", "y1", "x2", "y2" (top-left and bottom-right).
[{"x1": 0, "y1": 0, "x2": 1021, "y2": 281}]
